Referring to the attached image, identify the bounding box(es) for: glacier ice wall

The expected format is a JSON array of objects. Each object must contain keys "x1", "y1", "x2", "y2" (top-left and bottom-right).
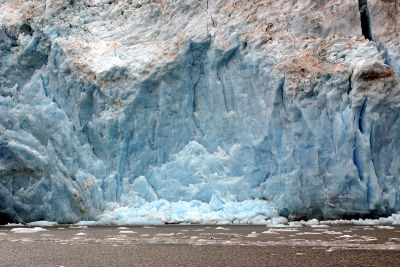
[{"x1": 1, "y1": 0, "x2": 400, "y2": 223}]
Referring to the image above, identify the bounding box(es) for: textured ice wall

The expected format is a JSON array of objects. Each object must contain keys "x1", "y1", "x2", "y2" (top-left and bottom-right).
[{"x1": 1, "y1": 0, "x2": 400, "y2": 223}]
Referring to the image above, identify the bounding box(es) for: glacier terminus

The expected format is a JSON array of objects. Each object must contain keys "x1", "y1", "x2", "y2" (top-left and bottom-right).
[{"x1": 1, "y1": 0, "x2": 400, "y2": 224}]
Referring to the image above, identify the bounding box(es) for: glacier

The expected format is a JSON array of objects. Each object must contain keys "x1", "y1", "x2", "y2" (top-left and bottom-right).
[{"x1": 1, "y1": 0, "x2": 400, "y2": 224}]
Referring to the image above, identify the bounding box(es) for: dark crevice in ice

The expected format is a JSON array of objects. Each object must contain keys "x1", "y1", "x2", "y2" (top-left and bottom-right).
[
  {"x1": 0, "y1": 212, "x2": 14, "y2": 225},
  {"x1": 358, "y1": 98, "x2": 367, "y2": 134},
  {"x1": 188, "y1": 39, "x2": 211, "y2": 135},
  {"x1": 347, "y1": 71, "x2": 353, "y2": 94},
  {"x1": 376, "y1": 41, "x2": 392, "y2": 67},
  {"x1": 353, "y1": 98, "x2": 368, "y2": 183},
  {"x1": 206, "y1": 0, "x2": 215, "y2": 27},
  {"x1": 40, "y1": 74, "x2": 49, "y2": 97},
  {"x1": 20, "y1": 23, "x2": 33, "y2": 36},
  {"x1": 278, "y1": 75, "x2": 287, "y2": 114},
  {"x1": 358, "y1": 0, "x2": 373, "y2": 41},
  {"x1": 353, "y1": 146, "x2": 364, "y2": 183},
  {"x1": 369, "y1": 121, "x2": 379, "y2": 180},
  {"x1": 40, "y1": 74, "x2": 72, "y2": 122},
  {"x1": 216, "y1": 46, "x2": 239, "y2": 113},
  {"x1": 217, "y1": 74, "x2": 229, "y2": 113},
  {"x1": 358, "y1": 1, "x2": 393, "y2": 68}
]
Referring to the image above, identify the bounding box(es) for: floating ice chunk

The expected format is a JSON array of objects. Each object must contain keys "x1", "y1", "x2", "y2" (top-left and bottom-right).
[
  {"x1": 379, "y1": 213, "x2": 400, "y2": 225},
  {"x1": 337, "y1": 235, "x2": 353, "y2": 238},
  {"x1": 304, "y1": 219, "x2": 320, "y2": 225},
  {"x1": 155, "y1": 233, "x2": 175, "y2": 237},
  {"x1": 246, "y1": 232, "x2": 259, "y2": 238},
  {"x1": 323, "y1": 231, "x2": 343, "y2": 235},
  {"x1": 11, "y1": 227, "x2": 48, "y2": 233},
  {"x1": 270, "y1": 228, "x2": 298, "y2": 232},
  {"x1": 351, "y1": 219, "x2": 379, "y2": 226},
  {"x1": 296, "y1": 232, "x2": 321, "y2": 235},
  {"x1": 75, "y1": 232, "x2": 87, "y2": 236},
  {"x1": 215, "y1": 227, "x2": 225, "y2": 230},
  {"x1": 119, "y1": 231, "x2": 136, "y2": 234},
  {"x1": 4, "y1": 223, "x2": 24, "y2": 227},
  {"x1": 360, "y1": 236, "x2": 377, "y2": 241},
  {"x1": 288, "y1": 222, "x2": 303, "y2": 227},
  {"x1": 250, "y1": 215, "x2": 268, "y2": 225},
  {"x1": 262, "y1": 230, "x2": 279, "y2": 234},
  {"x1": 272, "y1": 217, "x2": 288, "y2": 225},
  {"x1": 320, "y1": 216, "x2": 400, "y2": 226},
  {"x1": 27, "y1": 221, "x2": 58, "y2": 227},
  {"x1": 41, "y1": 233, "x2": 54, "y2": 237},
  {"x1": 266, "y1": 217, "x2": 289, "y2": 227},
  {"x1": 74, "y1": 221, "x2": 101, "y2": 226},
  {"x1": 377, "y1": 226, "x2": 395, "y2": 230}
]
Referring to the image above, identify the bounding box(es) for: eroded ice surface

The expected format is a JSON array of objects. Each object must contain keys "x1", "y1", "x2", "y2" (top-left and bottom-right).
[{"x1": 1, "y1": 0, "x2": 400, "y2": 223}]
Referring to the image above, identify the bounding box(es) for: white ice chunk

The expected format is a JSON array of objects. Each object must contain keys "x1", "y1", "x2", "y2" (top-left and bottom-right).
[
  {"x1": 11, "y1": 227, "x2": 48, "y2": 233},
  {"x1": 27, "y1": 221, "x2": 58, "y2": 227},
  {"x1": 246, "y1": 232, "x2": 259, "y2": 238}
]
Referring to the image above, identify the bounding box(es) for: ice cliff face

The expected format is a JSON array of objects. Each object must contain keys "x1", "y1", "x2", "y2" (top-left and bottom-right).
[{"x1": 1, "y1": 0, "x2": 400, "y2": 224}]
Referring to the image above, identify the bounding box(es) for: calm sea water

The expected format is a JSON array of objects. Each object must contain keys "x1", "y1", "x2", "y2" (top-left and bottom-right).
[{"x1": 1, "y1": 225, "x2": 400, "y2": 266}]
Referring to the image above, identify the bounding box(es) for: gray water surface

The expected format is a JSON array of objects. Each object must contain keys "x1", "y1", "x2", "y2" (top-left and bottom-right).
[{"x1": 1, "y1": 225, "x2": 400, "y2": 266}]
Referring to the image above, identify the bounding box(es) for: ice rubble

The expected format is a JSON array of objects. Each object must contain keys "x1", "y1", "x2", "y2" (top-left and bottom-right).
[
  {"x1": 21, "y1": 211, "x2": 400, "y2": 227},
  {"x1": 98, "y1": 198, "x2": 280, "y2": 225},
  {"x1": 1, "y1": 0, "x2": 400, "y2": 224}
]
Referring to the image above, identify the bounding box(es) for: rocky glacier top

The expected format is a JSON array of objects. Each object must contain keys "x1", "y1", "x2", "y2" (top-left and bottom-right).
[{"x1": 1, "y1": 0, "x2": 400, "y2": 224}]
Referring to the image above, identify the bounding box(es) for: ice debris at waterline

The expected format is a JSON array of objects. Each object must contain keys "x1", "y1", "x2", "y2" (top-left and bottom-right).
[
  {"x1": 92, "y1": 199, "x2": 279, "y2": 225},
  {"x1": 10, "y1": 211, "x2": 400, "y2": 227},
  {"x1": 1, "y1": 0, "x2": 400, "y2": 224}
]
